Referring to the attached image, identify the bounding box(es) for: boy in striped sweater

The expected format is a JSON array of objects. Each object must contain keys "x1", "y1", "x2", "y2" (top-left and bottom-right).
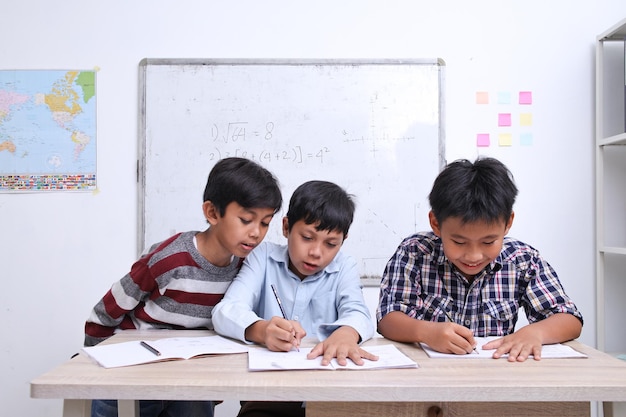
[{"x1": 85, "y1": 157, "x2": 282, "y2": 417}]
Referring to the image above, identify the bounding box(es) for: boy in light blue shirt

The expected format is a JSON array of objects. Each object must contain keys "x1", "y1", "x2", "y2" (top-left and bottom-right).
[{"x1": 213, "y1": 180, "x2": 376, "y2": 417}]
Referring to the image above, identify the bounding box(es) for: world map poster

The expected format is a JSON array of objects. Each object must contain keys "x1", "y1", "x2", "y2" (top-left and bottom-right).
[{"x1": 0, "y1": 70, "x2": 96, "y2": 191}]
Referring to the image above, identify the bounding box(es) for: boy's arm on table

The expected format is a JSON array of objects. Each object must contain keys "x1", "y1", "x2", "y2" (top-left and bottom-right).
[
  {"x1": 483, "y1": 312, "x2": 583, "y2": 362},
  {"x1": 84, "y1": 274, "x2": 148, "y2": 346},
  {"x1": 212, "y1": 249, "x2": 269, "y2": 343}
]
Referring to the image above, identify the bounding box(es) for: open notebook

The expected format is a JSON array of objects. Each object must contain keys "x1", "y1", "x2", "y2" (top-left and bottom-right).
[
  {"x1": 82, "y1": 335, "x2": 248, "y2": 368},
  {"x1": 420, "y1": 336, "x2": 587, "y2": 359},
  {"x1": 247, "y1": 344, "x2": 418, "y2": 371}
]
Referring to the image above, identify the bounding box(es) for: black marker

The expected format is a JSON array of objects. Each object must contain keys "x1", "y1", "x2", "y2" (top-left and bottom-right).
[{"x1": 140, "y1": 340, "x2": 161, "y2": 356}]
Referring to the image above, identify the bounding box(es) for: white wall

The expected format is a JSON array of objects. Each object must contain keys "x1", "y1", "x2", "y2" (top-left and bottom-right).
[{"x1": 2, "y1": 1, "x2": 625, "y2": 415}]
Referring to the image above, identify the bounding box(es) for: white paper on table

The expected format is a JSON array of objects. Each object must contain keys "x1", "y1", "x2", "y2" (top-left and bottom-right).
[
  {"x1": 247, "y1": 344, "x2": 418, "y2": 371},
  {"x1": 420, "y1": 336, "x2": 587, "y2": 359}
]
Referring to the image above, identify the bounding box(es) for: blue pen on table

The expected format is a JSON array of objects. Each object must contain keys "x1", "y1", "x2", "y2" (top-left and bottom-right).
[
  {"x1": 270, "y1": 284, "x2": 299, "y2": 351},
  {"x1": 443, "y1": 309, "x2": 479, "y2": 355},
  {"x1": 140, "y1": 340, "x2": 161, "y2": 356}
]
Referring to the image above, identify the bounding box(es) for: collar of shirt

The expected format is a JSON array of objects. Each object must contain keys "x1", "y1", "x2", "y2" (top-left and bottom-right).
[{"x1": 266, "y1": 242, "x2": 342, "y2": 282}]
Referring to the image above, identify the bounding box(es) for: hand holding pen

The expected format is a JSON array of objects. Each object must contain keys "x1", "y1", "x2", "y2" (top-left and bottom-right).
[
  {"x1": 270, "y1": 284, "x2": 304, "y2": 352},
  {"x1": 442, "y1": 309, "x2": 479, "y2": 355}
]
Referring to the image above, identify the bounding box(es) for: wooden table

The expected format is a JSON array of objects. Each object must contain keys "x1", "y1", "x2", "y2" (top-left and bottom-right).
[{"x1": 30, "y1": 330, "x2": 626, "y2": 417}]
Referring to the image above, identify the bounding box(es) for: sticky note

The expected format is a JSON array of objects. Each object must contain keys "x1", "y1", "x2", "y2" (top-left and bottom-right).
[
  {"x1": 519, "y1": 91, "x2": 532, "y2": 104},
  {"x1": 476, "y1": 91, "x2": 489, "y2": 104},
  {"x1": 476, "y1": 133, "x2": 490, "y2": 147},
  {"x1": 497, "y1": 92, "x2": 511, "y2": 104},
  {"x1": 498, "y1": 133, "x2": 513, "y2": 146},
  {"x1": 520, "y1": 113, "x2": 532, "y2": 126},
  {"x1": 498, "y1": 113, "x2": 512, "y2": 127},
  {"x1": 520, "y1": 133, "x2": 533, "y2": 146}
]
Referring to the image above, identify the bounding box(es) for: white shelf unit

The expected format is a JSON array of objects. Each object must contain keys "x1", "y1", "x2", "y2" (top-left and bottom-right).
[{"x1": 596, "y1": 18, "x2": 626, "y2": 357}]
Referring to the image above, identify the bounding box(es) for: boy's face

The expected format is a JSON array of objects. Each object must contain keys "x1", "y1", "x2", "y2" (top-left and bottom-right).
[
  {"x1": 429, "y1": 211, "x2": 513, "y2": 280},
  {"x1": 282, "y1": 217, "x2": 345, "y2": 280},
  {"x1": 205, "y1": 201, "x2": 276, "y2": 259}
]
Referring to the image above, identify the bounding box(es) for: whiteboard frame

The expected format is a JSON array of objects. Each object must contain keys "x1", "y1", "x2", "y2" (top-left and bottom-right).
[{"x1": 138, "y1": 58, "x2": 446, "y2": 282}]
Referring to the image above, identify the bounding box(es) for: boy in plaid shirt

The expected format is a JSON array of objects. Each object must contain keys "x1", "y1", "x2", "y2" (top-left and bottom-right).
[{"x1": 377, "y1": 157, "x2": 582, "y2": 362}]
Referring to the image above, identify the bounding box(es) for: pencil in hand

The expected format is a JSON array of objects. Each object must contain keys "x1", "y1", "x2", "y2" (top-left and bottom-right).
[
  {"x1": 443, "y1": 309, "x2": 479, "y2": 355},
  {"x1": 270, "y1": 284, "x2": 299, "y2": 352}
]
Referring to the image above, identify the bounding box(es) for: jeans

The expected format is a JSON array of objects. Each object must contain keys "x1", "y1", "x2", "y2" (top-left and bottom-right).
[{"x1": 91, "y1": 399, "x2": 215, "y2": 417}]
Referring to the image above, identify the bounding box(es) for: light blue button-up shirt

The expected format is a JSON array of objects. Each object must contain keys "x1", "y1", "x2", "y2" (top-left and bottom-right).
[{"x1": 212, "y1": 241, "x2": 374, "y2": 343}]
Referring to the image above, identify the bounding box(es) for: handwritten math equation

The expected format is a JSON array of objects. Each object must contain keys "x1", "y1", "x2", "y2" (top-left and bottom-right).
[
  {"x1": 208, "y1": 121, "x2": 330, "y2": 164},
  {"x1": 208, "y1": 145, "x2": 330, "y2": 165}
]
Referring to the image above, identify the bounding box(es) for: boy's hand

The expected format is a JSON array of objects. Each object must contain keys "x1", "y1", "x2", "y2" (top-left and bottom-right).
[
  {"x1": 483, "y1": 313, "x2": 582, "y2": 362},
  {"x1": 424, "y1": 321, "x2": 477, "y2": 355},
  {"x1": 261, "y1": 316, "x2": 306, "y2": 352},
  {"x1": 307, "y1": 326, "x2": 379, "y2": 366},
  {"x1": 482, "y1": 327, "x2": 543, "y2": 362}
]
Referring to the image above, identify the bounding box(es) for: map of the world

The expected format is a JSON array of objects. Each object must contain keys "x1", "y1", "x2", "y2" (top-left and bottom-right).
[{"x1": 0, "y1": 70, "x2": 96, "y2": 191}]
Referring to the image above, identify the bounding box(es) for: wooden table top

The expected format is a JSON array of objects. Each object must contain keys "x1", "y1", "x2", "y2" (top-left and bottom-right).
[{"x1": 30, "y1": 330, "x2": 626, "y2": 403}]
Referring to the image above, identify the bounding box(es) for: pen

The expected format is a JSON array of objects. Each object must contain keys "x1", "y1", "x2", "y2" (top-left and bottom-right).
[
  {"x1": 140, "y1": 340, "x2": 161, "y2": 356},
  {"x1": 442, "y1": 309, "x2": 479, "y2": 355},
  {"x1": 270, "y1": 284, "x2": 288, "y2": 319},
  {"x1": 270, "y1": 284, "x2": 299, "y2": 351}
]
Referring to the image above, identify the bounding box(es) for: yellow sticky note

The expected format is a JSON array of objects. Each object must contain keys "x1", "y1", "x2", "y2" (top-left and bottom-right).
[
  {"x1": 520, "y1": 113, "x2": 532, "y2": 126},
  {"x1": 498, "y1": 133, "x2": 513, "y2": 147}
]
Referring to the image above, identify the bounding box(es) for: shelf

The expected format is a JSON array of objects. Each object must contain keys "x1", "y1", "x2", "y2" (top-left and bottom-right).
[
  {"x1": 598, "y1": 17, "x2": 626, "y2": 41},
  {"x1": 599, "y1": 246, "x2": 626, "y2": 255},
  {"x1": 596, "y1": 18, "x2": 626, "y2": 355},
  {"x1": 599, "y1": 132, "x2": 626, "y2": 146}
]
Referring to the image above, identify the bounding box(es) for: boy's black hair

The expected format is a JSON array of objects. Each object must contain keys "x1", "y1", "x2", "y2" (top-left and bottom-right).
[
  {"x1": 203, "y1": 157, "x2": 282, "y2": 216},
  {"x1": 286, "y1": 180, "x2": 355, "y2": 238},
  {"x1": 428, "y1": 157, "x2": 518, "y2": 225}
]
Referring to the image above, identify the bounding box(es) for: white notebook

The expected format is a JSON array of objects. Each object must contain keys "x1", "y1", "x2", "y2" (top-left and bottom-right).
[
  {"x1": 420, "y1": 336, "x2": 587, "y2": 359},
  {"x1": 82, "y1": 335, "x2": 249, "y2": 368},
  {"x1": 247, "y1": 344, "x2": 418, "y2": 371}
]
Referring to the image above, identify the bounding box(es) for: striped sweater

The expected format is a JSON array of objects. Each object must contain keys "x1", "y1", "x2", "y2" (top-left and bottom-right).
[{"x1": 84, "y1": 231, "x2": 241, "y2": 347}]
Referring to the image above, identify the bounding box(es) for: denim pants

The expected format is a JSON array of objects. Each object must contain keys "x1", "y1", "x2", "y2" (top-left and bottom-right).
[{"x1": 91, "y1": 399, "x2": 215, "y2": 417}]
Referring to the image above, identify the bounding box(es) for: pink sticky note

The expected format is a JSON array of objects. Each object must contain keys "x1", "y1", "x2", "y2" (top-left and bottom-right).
[
  {"x1": 519, "y1": 91, "x2": 532, "y2": 104},
  {"x1": 476, "y1": 133, "x2": 490, "y2": 147},
  {"x1": 476, "y1": 91, "x2": 489, "y2": 104},
  {"x1": 498, "y1": 113, "x2": 512, "y2": 127}
]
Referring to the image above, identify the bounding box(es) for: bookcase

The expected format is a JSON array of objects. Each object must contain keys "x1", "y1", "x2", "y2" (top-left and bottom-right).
[
  {"x1": 595, "y1": 18, "x2": 626, "y2": 357},
  {"x1": 596, "y1": 17, "x2": 626, "y2": 417}
]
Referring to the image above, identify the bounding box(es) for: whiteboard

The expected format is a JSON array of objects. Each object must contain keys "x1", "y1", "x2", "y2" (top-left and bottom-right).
[{"x1": 139, "y1": 59, "x2": 445, "y2": 280}]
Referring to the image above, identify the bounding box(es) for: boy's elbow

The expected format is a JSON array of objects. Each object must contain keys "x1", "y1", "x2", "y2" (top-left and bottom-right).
[
  {"x1": 376, "y1": 313, "x2": 395, "y2": 339},
  {"x1": 211, "y1": 302, "x2": 226, "y2": 332},
  {"x1": 572, "y1": 316, "x2": 583, "y2": 339},
  {"x1": 552, "y1": 312, "x2": 583, "y2": 342}
]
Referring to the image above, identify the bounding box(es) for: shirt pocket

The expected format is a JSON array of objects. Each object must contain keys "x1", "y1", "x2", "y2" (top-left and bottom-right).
[
  {"x1": 308, "y1": 290, "x2": 338, "y2": 324},
  {"x1": 420, "y1": 294, "x2": 451, "y2": 321},
  {"x1": 482, "y1": 299, "x2": 519, "y2": 332}
]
